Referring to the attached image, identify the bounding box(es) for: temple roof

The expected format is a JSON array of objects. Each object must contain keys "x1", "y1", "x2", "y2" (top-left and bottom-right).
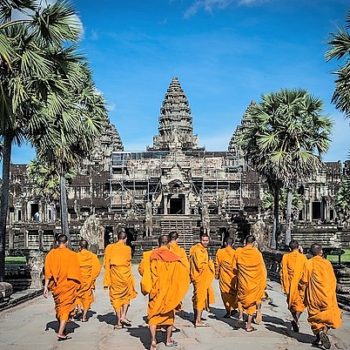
[{"x1": 148, "y1": 77, "x2": 203, "y2": 151}]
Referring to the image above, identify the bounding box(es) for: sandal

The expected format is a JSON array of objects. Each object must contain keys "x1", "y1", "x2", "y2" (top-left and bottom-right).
[
  {"x1": 246, "y1": 327, "x2": 257, "y2": 332},
  {"x1": 319, "y1": 331, "x2": 331, "y2": 349},
  {"x1": 57, "y1": 335, "x2": 71, "y2": 341},
  {"x1": 121, "y1": 319, "x2": 132, "y2": 327},
  {"x1": 150, "y1": 341, "x2": 157, "y2": 350},
  {"x1": 166, "y1": 340, "x2": 178, "y2": 347},
  {"x1": 114, "y1": 324, "x2": 123, "y2": 330},
  {"x1": 195, "y1": 322, "x2": 209, "y2": 327}
]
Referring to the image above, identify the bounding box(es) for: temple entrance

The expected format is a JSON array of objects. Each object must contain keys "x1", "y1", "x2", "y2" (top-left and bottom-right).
[
  {"x1": 312, "y1": 202, "x2": 321, "y2": 220},
  {"x1": 169, "y1": 195, "x2": 185, "y2": 214}
]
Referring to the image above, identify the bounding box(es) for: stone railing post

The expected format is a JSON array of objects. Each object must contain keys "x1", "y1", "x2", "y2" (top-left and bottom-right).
[{"x1": 26, "y1": 249, "x2": 44, "y2": 289}]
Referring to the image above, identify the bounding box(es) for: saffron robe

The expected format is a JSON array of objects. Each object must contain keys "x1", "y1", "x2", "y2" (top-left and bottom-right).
[
  {"x1": 104, "y1": 241, "x2": 137, "y2": 312},
  {"x1": 280, "y1": 250, "x2": 307, "y2": 313},
  {"x1": 298, "y1": 256, "x2": 342, "y2": 333},
  {"x1": 76, "y1": 249, "x2": 101, "y2": 310},
  {"x1": 44, "y1": 246, "x2": 81, "y2": 321},
  {"x1": 147, "y1": 246, "x2": 189, "y2": 326},
  {"x1": 234, "y1": 245, "x2": 267, "y2": 315},
  {"x1": 138, "y1": 250, "x2": 153, "y2": 295},
  {"x1": 189, "y1": 243, "x2": 215, "y2": 311},
  {"x1": 215, "y1": 246, "x2": 238, "y2": 312}
]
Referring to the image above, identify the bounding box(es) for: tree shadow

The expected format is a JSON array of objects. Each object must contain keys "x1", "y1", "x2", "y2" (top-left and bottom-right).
[
  {"x1": 45, "y1": 320, "x2": 80, "y2": 334},
  {"x1": 265, "y1": 324, "x2": 315, "y2": 344},
  {"x1": 97, "y1": 312, "x2": 116, "y2": 326}
]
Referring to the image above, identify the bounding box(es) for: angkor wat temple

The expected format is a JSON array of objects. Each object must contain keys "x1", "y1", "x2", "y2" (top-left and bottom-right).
[{"x1": 6, "y1": 78, "x2": 350, "y2": 270}]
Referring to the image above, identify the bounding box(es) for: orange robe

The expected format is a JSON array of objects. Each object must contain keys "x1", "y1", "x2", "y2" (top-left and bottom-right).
[
  {"x1": 76, "y1": 249, "x2": 101, "y2": 310},
  {"x1": 44, "y1": 246, "x2": 81, "y2": 321},
  {"x1": 104, "y1": 241, "x2": 137, "y2": 312},
  {"x1": 215, "y1": 246, "x2": 238, "y2": 313},
  {"x1": 189, "y1": 243, "x2": 215, "y2": 311},
  {"x1": 138, "y1": 250, "x2": 153, "y2": 295},
  {"x1": 168, "y1": 241, "x2": 190, "y2": 311},
  {"x1": 147, "y1": 246, "x2": 189, "y2": 326},
  {"x1": 299, "y1": 256, "x2": 342, "y2": 333},
  {"x1": 234, "y1": 245, "x2": 267, "y2": 315},
  {"x1": 280, "y1": 250, "x2": 307, "y2": 313}
]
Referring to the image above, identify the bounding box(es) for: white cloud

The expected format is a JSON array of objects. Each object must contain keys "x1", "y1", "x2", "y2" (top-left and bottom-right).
[
  {"x1": 107, "y1": 103, "x2": 116, "y2": 112},
  {"x1": 184, "y1": 0, "x2": 267, "y2": 18},
  {"x1": 90, "y1": 29, "x2": 99, "y2": 41}
]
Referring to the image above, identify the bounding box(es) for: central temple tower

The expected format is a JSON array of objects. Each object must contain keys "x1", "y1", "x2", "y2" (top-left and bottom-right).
[{"x1": 148, "y1": 77, "x2": 203, "y2": 151}]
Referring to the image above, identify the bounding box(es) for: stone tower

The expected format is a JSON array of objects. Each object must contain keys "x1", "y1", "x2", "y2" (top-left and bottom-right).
[{"x1": 148, "y1": 77, "x2": 202, "y2": 151}]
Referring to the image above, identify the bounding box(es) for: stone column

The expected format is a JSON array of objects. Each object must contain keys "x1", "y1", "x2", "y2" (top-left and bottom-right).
[
  {"x1": 163, "y1": 195, "x2": 168, "y2": 215},
  {"x1": 26, "y1": 249, "x2": 44, "y2": 289},
  {"x1": 309, "y1": 201, "x2": 313, "y2": 222}
]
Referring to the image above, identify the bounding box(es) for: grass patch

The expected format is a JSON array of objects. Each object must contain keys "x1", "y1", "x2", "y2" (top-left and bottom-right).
[
  {"x1": 327, "y1": 249, "x2": 350, "y2": 263},
  {"x1": 5, "y1": 256, "x2": 27, "y2": 264}
]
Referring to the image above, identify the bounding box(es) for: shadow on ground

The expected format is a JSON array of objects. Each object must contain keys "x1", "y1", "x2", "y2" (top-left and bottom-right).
[
  {"x1": 45, "y1": 320, "x2": 80, "y2": 335},
  {"x1": 97, "y1": 312, "x2": 116, "y2": 326}
]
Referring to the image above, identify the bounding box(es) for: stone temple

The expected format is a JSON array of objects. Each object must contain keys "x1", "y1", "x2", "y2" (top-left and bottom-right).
[{"x1": 5, "y1": 78, "x2": 350, "y2": 270}]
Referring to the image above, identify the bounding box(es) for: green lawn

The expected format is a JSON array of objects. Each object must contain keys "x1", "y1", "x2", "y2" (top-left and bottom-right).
[
  {"x1": 327, "y1": 249, "x2": 350, "y2": 263},
  {"x1": 5, "y1": 256, "x2": 27, "y2": 264}
]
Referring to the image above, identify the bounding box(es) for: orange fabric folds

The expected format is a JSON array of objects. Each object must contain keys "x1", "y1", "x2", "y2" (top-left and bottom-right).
[
  {"x1": 299, "y1": 256, "x2": 342, "y2": 333},
  {"x1": 76, "y1": 249, "x2": 101, "y2": 310},
  {"x1": 189, "y1": 243, "x2": 215, "y2": 311},
  {"x1": 147, "y1": 247, "x2": 190, "y2": 326},
  {"x1": 215, "y1": 247, "x2": 238, "y2": 312},
  {"x1": 280, "y1": 250, "x2": 307, "y2": 313},
  {"x1": 234, "y1": 246, "x2": 267, "y2": 315},
  {"x1": 44, "y1": 246, "x2": 81, "y2": 321},
  {"x1": 104, "y1": 241, "x2": 137, "y2": 312}
]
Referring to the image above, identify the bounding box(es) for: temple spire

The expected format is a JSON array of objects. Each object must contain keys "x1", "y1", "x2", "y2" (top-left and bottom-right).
[{"x1": 148, "y1": 77, "x2": 202, "y2": 151}]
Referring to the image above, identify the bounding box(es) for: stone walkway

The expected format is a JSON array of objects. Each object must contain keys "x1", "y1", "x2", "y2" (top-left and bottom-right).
[{"x1": 0, "y1": 266, "x2": 349, "y2": 350}]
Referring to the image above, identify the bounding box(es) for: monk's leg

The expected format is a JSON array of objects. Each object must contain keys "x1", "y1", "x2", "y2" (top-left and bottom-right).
[
  {"x1": 82, "y1": 308, "x2": 88, "y2": 322},
  {"x1": 319, "y1": 326, "x2": 331, "y2": 349},
  {"x1": 149, "y1": 325, "x2": 157, "y2": 350},
  {"x1": 166, "y1": 325, "x2": 175, "y2": 345},
  {"x1": 195, "y1": 309, "x2": 202, "y2": 325},
  {"x1": 57, "y1": 320, "x2": 67, "y2": 337},
  {"x1": 255, "y1": 303, "x2": 262, "y2": 324},
  {"x1": 115, "y1": 307, "x2": 122, "y2": 328},
  {"x1": 246, "y1": 314, "x2": 254, "y2": 331}
]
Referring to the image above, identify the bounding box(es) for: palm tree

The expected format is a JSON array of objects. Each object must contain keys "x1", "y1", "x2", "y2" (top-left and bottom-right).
[
  {"x1": 30, "y1": 61, "x2": 107, "y2": 239},
  {"x1": 238, "y1": 89, "x2": 332, "y2": 248},
  {"x1": 0, "y1": 0, "x2": 82, "y2": 281},
  {"x1": 326, "y1": 10, "x2": 350, "y2": 118},
  {"x1": 335, "y1": 177, "x2": 350, "y2": 224}
]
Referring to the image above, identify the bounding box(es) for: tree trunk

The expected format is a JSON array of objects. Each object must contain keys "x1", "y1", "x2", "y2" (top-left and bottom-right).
[
  {"x1": 285, "y1": 189, "x2": 293, "y2": 246},
  {"x1": 59, "y1": 174, "x2": 70, "y2": 244},
  {"x1": 271, "y1": 185, "x2": 280, "y2": 249},
  {"x1": 0, "y1": 134, "x2": 13, "y2": 281}
]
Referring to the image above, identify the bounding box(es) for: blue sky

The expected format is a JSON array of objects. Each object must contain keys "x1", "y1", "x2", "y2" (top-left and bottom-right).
[{"x1": 11, "y1": 0, "x2": 350, "y2": 164}]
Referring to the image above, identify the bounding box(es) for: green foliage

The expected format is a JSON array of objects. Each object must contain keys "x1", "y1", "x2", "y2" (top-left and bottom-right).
[
  {"x1": 237, "y1": 90, "x2": 332, "y2": 188},
  {"x1": 326, "y1": 11, "x2": 350, "y2": 118},
  {"x1": 261, "y1": 189, "x2": 303, "y2": 214},
  {"x1": 335, "y1": 177, "x2": 350, "y2": 220}
]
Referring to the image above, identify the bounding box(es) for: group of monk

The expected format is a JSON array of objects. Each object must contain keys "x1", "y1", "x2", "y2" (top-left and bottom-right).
[{"x1": 44, "y1": 232, "x2": 342, "y2": 350}]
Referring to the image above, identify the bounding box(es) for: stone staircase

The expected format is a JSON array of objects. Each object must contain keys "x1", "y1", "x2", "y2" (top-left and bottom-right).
[{"x1": 159, "y1": 215, "x2": 200, "y2": 253}]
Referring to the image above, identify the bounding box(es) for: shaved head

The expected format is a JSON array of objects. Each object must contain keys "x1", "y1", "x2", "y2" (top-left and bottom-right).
[
  {"x1": 118, "y1": 230, "x2": 127, "y2": 241},
  {"x1": 245, "y1": 235, "x2": 256, "y2": 245},
  {"x1": 289, "y1": 240, "x2": 299, "y2": 251},
  {"x1": 159, "y1": 234, "x2": 169, "y2": 247},
  {"x1": 57, "y1": 234, "x2": 68, "y2": 245},
  {"x1": 224, "y1": 237, "x2": 234, "y2": 247},
  {"x1": 169, "y1": 231, "x2": 179, "y2": 241},
  {"x1": 310, "y1": 243, "x2": 323, "y2": 257},
  {"x1": 79, "y1": 239, "x2": 88, "y2": 250}
]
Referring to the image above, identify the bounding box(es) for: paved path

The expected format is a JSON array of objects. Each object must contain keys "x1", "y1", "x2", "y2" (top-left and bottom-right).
[{"x1": 0, "y1": 266, "x2": 349, "y2": 350}]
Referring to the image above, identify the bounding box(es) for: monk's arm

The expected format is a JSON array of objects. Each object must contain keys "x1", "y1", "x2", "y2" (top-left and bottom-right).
[
  {"x1": 214, "y1": 253, "x2": 220, "y2": 279},
  {"x1": 280, "y1": 255, "x2": 289, "y2": 294},
  {"x1": 43, "y1": 253, "x2": 53, "y2": 298}
]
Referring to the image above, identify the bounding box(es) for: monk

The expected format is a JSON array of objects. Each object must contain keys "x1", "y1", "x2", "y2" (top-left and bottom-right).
[
  {"x1": 76, "y1": 239, "x2": 101, "y2": 322},
  {"x1": 233, "y1": 235, "x2": 267, "y2": 332},
  {"x1": 215, "y1": 237, "x2": 238, "y2": 318},
  {"x1": 280, "y1": 239, "x2": 307, "y2": 332},
  {"x1": 44, "y1": 234, "x2": 81, "y2": 340},
  {"x1": 104, "y1": 231, "x2": 137, "y2": 329},
  {"x1": 189, "y1": 233, "x2": 215, "y2": 327},
  {"x1": 147, "y1": 234, "x2": 189, "y2": 350},
  {"x1": 298, "y1": 244, "x2": 342, "y2": 349}
]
